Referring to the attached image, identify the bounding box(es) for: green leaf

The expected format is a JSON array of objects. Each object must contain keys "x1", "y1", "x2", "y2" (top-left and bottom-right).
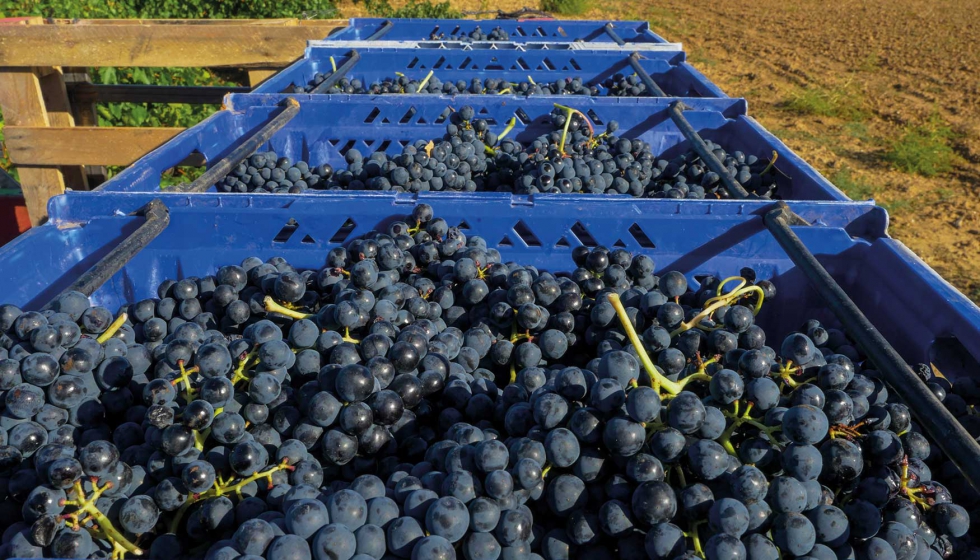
[
  {"x1": 129, "y1": 105, "x2": 149, "y2": 126},
  {"x1": 98, "y1": 67, "x2": 118, "y2": 85}
]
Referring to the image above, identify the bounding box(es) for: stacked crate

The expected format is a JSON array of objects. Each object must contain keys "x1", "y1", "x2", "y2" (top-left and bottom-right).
[
  {"x1": 2, "y1": 19, "x2": 980, "y2": 558},
  {"x1": 7, "y1": 16, "x2": 980, "y2": 379}
]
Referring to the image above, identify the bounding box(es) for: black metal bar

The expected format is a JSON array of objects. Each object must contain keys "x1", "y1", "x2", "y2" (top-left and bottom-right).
[
  {"x1": 603, "y1": 23, "x2": 626, "y2": 46},
  {"x1": 66, "y1": 83, "x2": 251, "y2": 105},
  {"x1": 627, "y1": 52, "x2": 666, "y2": 97},
  {"x1": 310, "y1": 50, "x2": 362, "y2": 94},
  {"x1": 171, "y1": 98, "x2": 301, "y2": 193},
  {"x1": 366, "y1": 20, "x2": 394, "y2": 40},
  {"x1": 667, "y1": 100, "x2": 751, "y2": 199},
  {"x1": 764, "y1": 201, "x2": 980, "y2": 492},
  {"x1": 42, "y1": 199, "x2": 170, "y2": 310}
]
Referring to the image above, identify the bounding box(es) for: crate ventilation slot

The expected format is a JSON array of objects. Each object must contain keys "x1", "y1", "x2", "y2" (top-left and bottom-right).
[
  {"x1": 536, "y1": 27, "x2": 548, "y2": 37},
  {"x1": 457, "y1": 220, "x2": 471, "y2": 230},
  {"x1": 569, "y1": 58, "x2": 582, "y2": 71},
  {"x1": 399, "y1": 107, "x2": 417, "y2": 124},
  {"x1": 929, "y1": 336, "x2": 980, "y2": 381},
  {"x1": 514, "y1": 108, "x2": 531, "y2": 125},
  {"x1": 538, "y1": 58, "x2": 556, "y2": 71},
  {"x1": 514, "y1": 27, "x2": 527, "y2": 37},
  {"x1": 498, "y1": 235, "x2": 514, "y2": 247},
  {"x1": 161, "y1": 150, "x2": 205, "y2": 187},
  {"x1": 301, "y1": 235, "x2": 316, "y2": 245},
  {"x1": 613, "y1": 239, "x2": 627, "y2": 248},
  {"x1": 460, "y1": 57, "x2": 473, "y2": 70},
  {"x1": 570, "y1": 222, "x2": 597, "y2": 247},
  {"x1": 628, "y1": 223, "x2": 656, "y2": 248},
  {"x1": 339, "y1": 141, "x2": 357, "y2": 156},
  {"x1": 587, "y1": 109, "x2": 604, "y2": 125},
  {"x1": 435, "y1": 108, "x2": 451, "y2": 124},
  {"x1": 363, "y1": 107, "x2": 381, "y2": 124},
  {"x1": 377, "y1": 140, "x2": 392, "y2": 152},
  {"x1": 433, "y1": 56, "x2": 447, "y2": 69},
  {"x1": 329, "y1": 218, "x2": 357, "y2": 244},
  {"x1": 273, "y1": 219, "x2": 299, "y2": 243},
  {"x1": 407, "y1": 57, "x2": 420, "y2": 69},
  {"x1": 477, "y1": 107, "x2": 497, "y2": 125},
  {"x1": 514, "y1": 58, "x2": 531, "y2": 71},
  {"x1": 557, "y1": 27, "x2": 568, "y2": 37},
  {"x1": 513, "y1": 220, "x2": 542, "y2": 247},
  {"x1": 554, "y1": 236, "x2": 570, "y2": 248}
]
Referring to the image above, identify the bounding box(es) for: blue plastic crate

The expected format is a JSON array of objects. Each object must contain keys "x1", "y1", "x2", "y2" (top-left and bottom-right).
[
  {"x1": 325, "y1": 18, "x2": 670, "y2": 44},
  {"x1": 306, "y1": 39, "x2": 683, "y2": 51},
  {"x1": 96, "y1": 94, "x2": 847, "y2": 201},
  {"x1": 255, "y1": 47, "x2": 727, "y2": 98},
  {"x1": 9, "y1": 192, "x2": 978, "y2": 381}
]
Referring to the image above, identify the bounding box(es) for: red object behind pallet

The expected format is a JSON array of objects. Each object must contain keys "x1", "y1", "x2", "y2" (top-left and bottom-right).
[{"x1": 0, "y1": 195, "x2": 31, "y2": 245}]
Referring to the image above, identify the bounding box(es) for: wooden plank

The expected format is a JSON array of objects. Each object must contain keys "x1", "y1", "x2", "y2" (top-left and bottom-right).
[
  {"x1": 0, "y1": 19, "x2": 346, "y2": 67},
  {"x1": 248, "y1": 69, "x2": 280, "y2": 88},
  {"x1": 39, "y1": 18, "x2": 340, "y2": 26},
  {"x1": 0, "y1": 68, "x2": 65, "y2": 225},
  {"x1": 38, "y1": 67, "x2": 89, "y2": 190},
  {"x1": 4, "y1": 126, "x2": 186, "y2": 166},
  {"x1": 66, "y1": 83, "x2": 251, "y2": 104},
  {"x1": 62, "y1": 67, "x2": 107, "y2": 186}
]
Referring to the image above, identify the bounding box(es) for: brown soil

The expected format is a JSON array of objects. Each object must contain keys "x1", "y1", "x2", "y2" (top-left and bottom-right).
[{"x1": 338, "y1": 0, "x2": 980, "y2": 300}]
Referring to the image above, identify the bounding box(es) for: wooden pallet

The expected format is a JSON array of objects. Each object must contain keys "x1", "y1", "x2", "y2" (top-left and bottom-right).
[{"x1": 0, "y1": 17, "x2": 346, "y2": 225}]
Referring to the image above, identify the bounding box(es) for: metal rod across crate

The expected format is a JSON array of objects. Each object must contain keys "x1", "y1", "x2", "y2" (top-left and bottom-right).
[{"x1": 94, "y1": 94, "x2": 849, "y2": 201}]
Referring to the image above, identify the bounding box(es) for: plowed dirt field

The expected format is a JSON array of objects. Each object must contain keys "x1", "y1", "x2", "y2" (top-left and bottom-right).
[{"x1": 338, "y1": 0, "x2": 980, "y2": 298}]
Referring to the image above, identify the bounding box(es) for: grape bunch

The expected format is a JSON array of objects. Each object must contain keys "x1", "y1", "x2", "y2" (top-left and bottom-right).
[
  {"x1": 217, "y1": 105, "x2": 777, "y2": 198},
  {"x1": 0, "y1": 203, "x2": 976, "y2": 560},
  {"x1": 294, "y1": 75, "x2": 630, "y2": 97},
  {"x1": 427, "y1": 26, "x2": 511, "y2": 42},
  {"x1": 603, "y1": 74, "x2": 652, "y2": 97}
]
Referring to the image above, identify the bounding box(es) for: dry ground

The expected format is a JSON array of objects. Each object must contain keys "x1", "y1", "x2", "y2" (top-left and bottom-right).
[{"x1": 339, "y1": 0, "x2": 980, "y2": 299}]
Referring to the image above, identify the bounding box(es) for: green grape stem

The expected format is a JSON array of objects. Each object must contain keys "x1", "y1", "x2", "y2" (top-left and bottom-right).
[
  {"x1": 60, "y1": 478, "x2": 143, "y2": 559},
  {"x1": 172, "y1": 360, "x2": 199, "y2": 402},
  {"x1": 230, "y1": 350, "x2": 259, "y2": 387},
  {"x1": 169, "y1": 459, "x2": 295, "y2": 533},
  {"x1": 264, "y1": 296, "x2": 314, "y2": 320},
  {"x1": 718, "y1": 400, "x2": 782, "y2": 456},
  {"x1": 688, "y1": 520, "x2": 705, "y2": 559},
  {"x1": 552, "y1": 103, "x2": 595, "y2": 156},
  {"x1": 607, "y1": 292, "x2": 682, "y2": 396},
  {"x1": 900, "y1": 455, "x2": 935, "y2": 510},
  {"x1": 417, "y1": 70, "x2": 435, "y2": 92},
  {"x1": 97, "y1": 312, "x2": 129, "y2": 344}
]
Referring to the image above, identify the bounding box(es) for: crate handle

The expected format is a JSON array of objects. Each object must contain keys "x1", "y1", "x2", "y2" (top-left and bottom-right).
[
  {"x1": 310, "y1": 49, "x2": 362, "y2": 94},
  {"x1": 765, "y1": 201, "x2": 980, "y2": 492},
  {"x1": 667, "y1": 101, "x2": 751, "y2": 200},
  {"x1": 366, "y1": 20, "x2": 394, "y2": 41},
  {"x1": 42, "y1": 199, "x2": 170, "y2": 310},
  {"x1": 603, "y1": 23, "x2": 626, "y2": 46},
  {"x1": 171, "y1": 98, "x2": 301, "y2": 193},
  {"x1": 627, "y1": 52, "x2": 666, "y2": 97}
]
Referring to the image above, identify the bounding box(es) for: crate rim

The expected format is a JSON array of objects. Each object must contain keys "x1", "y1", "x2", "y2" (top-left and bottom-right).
[{"x1": 308, "y1": 39, "x2": 685, "y2": 51}]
